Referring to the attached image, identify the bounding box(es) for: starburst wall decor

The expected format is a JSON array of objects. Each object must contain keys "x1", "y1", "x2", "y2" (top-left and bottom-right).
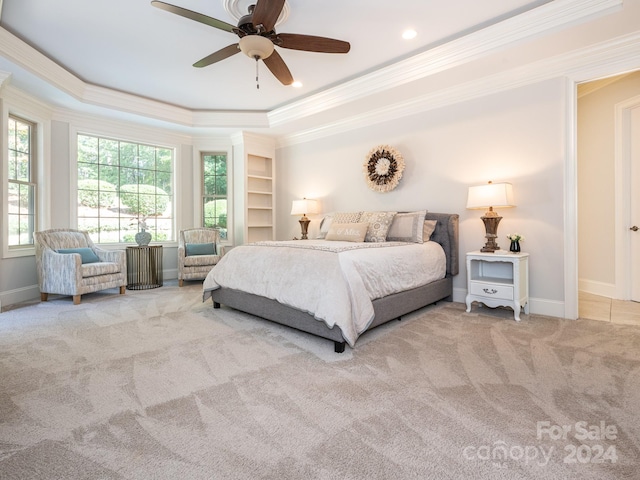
[{"x1": 363, "y1": 145, "x2": 405, "y2": 192}]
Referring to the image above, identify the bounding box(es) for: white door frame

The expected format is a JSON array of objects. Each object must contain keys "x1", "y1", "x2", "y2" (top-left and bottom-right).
[
  {"x1": 565, "y1": 58, "x2": 640, "y2": 319},
  {"x1": 565, "y1": 78, "x2": 579, "y2": 320},
  {"x1": 615, "y1": 94, "x2": 640, "y2": 300}
]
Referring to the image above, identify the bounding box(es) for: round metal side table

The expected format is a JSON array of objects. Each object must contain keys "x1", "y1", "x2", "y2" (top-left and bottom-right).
[{"x1": 126, "y1": 245, "x2": 163, "y2": 290}]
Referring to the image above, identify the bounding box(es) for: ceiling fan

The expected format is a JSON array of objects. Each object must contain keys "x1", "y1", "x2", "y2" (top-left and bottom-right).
[{"x1": 151, "y1": 0, "x2": 351, "y2": 86}]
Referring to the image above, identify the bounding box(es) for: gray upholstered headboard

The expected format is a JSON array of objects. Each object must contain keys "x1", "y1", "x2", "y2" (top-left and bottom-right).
[{"x1": 424, "y1": 212, "x2": 459, "y2": 277}]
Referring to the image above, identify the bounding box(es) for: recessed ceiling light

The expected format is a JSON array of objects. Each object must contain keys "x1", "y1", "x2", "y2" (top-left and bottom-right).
[
  {"x1": 402, "y1": 29, "x2": 417, "y2": 40},
  {"x1": 292, "y1": 81, "x2": 303, "y2": 88}
]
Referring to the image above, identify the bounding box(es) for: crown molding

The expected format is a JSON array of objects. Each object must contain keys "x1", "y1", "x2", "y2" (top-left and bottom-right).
[
  {"x1": 3, "y1": 83, "x2": 53, "y2": 116},
  {"x1": 0, "y1": 27, "x2": 271, "y2": 129},
  {"x1": 82, "y1": 83, "x2": 270, "y2": 128},
  {"x1": 53, "y1": 106, "x2": 193, "y2": 145},
  {"x1": 277, "y1": 31, "x2": 640, "y2": 147},
  {"x1": 0, "y1": 0, "x2": 623, "y2": 132},
  {"x1": 0, "y1": 28, "x2": 85, "y2": 97},
  {"x1": 268, "y1": 0, "x2": 623, "y2": 128},
  {"x1": 0, "y1": 69, "x2": 10, "y2": 89}
]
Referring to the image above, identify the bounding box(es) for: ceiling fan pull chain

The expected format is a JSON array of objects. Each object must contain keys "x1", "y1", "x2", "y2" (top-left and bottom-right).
[{"x1": 255, "y1": 57, "x2": 260, "y2": 89}]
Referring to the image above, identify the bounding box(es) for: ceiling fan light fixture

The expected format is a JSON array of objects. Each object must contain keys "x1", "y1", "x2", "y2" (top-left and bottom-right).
[{"x1": 239, "y1": 35, "x2": 274, "y2": 59}]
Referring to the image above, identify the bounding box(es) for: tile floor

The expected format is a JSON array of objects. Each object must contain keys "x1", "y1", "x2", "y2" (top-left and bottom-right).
[{"x1": 579, "y1": 291, "x2": 640, "y2": 326}]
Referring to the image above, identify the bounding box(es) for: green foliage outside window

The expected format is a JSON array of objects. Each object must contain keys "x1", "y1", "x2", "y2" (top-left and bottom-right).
[
  {"x1": 77, "y1": 134, "x2": 174, "y2": 243},
  {"x1": 202, "y1": 153, "x2": 228, "y2": 239},
  {"x1": 119, "y1": 184, "x2": 170, "y2": 217},
  {"x1": 78, "y1": 179, "x2": 117, "y2": 208},
  {"x1": 7, "y1": 116, "x2": 36, "y2": 247}
]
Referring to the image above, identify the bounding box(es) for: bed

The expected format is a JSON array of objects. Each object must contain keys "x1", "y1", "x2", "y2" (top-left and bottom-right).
[{"x1": 203, "y1": 212, "x2": 459, "y2": 352}]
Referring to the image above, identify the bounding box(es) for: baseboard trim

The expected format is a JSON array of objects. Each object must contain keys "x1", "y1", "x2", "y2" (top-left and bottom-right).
[
  {"x1": 578, "y1": 279, "x2": 616, "y2": 299},
  {"x1": 0, "y1": 284, "x2": 41, "y2": 310}
]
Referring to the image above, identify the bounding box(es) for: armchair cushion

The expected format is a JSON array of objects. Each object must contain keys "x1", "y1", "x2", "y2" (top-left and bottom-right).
[
  {"x1": 184, "y1": 254, "x2": 220, "y2": 267},
  {"x1": 185, "y1": 242, "x2": 217, "y2": 256},
  {"x1": 82, "y1": 262, "x2": 122, "y2": 278},
  {"x1": 57, "y1": 247, "x2": 100, "y2": 264}
]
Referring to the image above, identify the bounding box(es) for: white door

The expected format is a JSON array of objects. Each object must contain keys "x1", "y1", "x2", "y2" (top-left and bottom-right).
[{"x1": 631, "y1": 105, "x2": 640, "y2": 301}]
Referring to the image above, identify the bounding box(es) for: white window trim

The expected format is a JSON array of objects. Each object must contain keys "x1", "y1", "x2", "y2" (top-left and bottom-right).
[
  {"x1": 69, "y1": 122, "x2": 181, "y2": 247},
  {"x1": 2, "y1": 94, "x2": 51, "y2": 259},
  {"x1": 192, "y1": 139, "x2": 233, "y2": 246}
]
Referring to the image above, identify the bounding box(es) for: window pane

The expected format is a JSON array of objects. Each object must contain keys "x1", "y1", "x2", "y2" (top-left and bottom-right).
[
  {"x1": 138, "y1": 145, "x2": 155, "y2": 170},
  {"x1": 16, "y1": 122, "x2": 30, "y2": 154},
  {"x1": 7, "y1": 183, "x2": 35, "y2": 246},
  {"x1": 7, "y1": 116, "x2": 36, "y2": 248},
  {"x1": 120, "y1": 142, "x2": 138, "y2": 168},
  {"x1": 156, "y1": 171, "x2": 172, "y2": 195},
  {"x1": 77, "y1": 134, "x2": 174, "y2": 243},
  {"x1": 77, "y1": 216, "x2": 99, "y2": 242},
  {"x1": 8, "y1": 150, "x2": 17, "y2": 181},
  {"x1": 8, "y1": 118, "x2": 16, "y2": 150},
  {"x1": 215, "y1": 176, "x2": 227, "y2": 195},
  {"x1": 7, "y1": 214, "x2": 21, "y2": 245},
  {"x1": 100, "y1": 166, "x2": 119, "y2": 185},
  {"x1": 78, "y1": 162, "x2": 99, "y2": 181},
  {"x1": 157, "y1": 149, "x2": 172, "y2": 172},
  {"x1": 201, "y1": 153, "x2": 228, "y2": 239},
  {"x1": 78, "y1": 135, "x2": 99, "y2": 164},
  {"x1": 16, "y1": 153, "x2": 30, "y2": 182},
  {"x1": 99, "y1": 138, "x2": 119, "y2": 166},
  {"x1": 7, "y1": 183, "x2": 20, "y2": 214},
  {"x1": 119, "y1": 168, "x2": 139, "y2": 186}
]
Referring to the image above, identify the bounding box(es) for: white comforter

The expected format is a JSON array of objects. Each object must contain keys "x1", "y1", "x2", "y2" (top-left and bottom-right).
[{"x1": 202, "y1": 240, "x2": 446, "y2": 346}]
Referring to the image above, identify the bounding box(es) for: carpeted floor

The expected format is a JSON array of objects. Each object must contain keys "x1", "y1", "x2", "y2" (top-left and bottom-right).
[{"x1": 0, "y1": 281, "x2": 639, "y2": 479}]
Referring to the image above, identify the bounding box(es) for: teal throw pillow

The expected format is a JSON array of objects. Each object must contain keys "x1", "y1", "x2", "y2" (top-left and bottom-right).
[
  {"x1": 57, "y1": 247, "x2": 100, "y2": 264},
  {"x1": 185, "y1": 242, "x2": 216, "y2": 256}
]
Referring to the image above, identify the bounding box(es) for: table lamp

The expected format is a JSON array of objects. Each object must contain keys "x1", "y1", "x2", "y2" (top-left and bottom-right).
[
  {"x1": 466, "y1": 181, "x2": 515, "y2": 252},
  {"x1": 291, "y1": 198, "x2": 318, "y2": 240}
]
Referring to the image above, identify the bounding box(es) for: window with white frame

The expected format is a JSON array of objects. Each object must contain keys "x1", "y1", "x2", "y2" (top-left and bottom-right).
[
  {"x1": 77, "y1": 134, "x2": 174, "y2": 243},
  {"x1": 7, "y1": 115, "x2": 36, "y2": 248},
  {"x1": 202, "y1": 152, "x2": 228, "y2": 240}
]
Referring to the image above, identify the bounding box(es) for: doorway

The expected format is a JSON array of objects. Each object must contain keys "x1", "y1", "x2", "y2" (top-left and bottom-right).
[{"x1": 577, "y1": 71, "x2": 640, "y2": 322}]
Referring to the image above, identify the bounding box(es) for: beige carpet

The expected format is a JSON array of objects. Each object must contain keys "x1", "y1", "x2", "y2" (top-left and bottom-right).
[{"x1": 1, "y1": 282, "x2": 639, "y2": 479}]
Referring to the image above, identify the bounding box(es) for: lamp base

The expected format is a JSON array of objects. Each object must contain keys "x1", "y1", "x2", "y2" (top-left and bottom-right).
[
  {"x1": 299, "y1": 216, "x2": 311, "y2": 240},
  {"x1": 480, "y1": 215, "x2": 502, "y2": 252}
]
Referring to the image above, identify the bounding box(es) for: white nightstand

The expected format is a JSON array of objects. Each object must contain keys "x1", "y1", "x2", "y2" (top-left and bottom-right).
[{"x1": 465, "y1": 250, "x2": 529, "y2": 321}]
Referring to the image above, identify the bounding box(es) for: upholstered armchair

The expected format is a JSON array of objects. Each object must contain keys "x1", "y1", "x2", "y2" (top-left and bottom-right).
[
  {"x1": 178, "y1": 228, "x2": 224, "y2": 287},
  {"x1": 34, "y1": 229, "x2": 127, "y2": 305}
]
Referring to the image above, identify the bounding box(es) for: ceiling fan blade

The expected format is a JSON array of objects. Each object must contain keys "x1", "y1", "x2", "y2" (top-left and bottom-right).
[
  {"x1": 193, "y1": 44, "x2": 240, "y2": 68},
  {"x1": 251, "y1": 0, "x2": 285, "y2": 33},
  {"x1": 151, "y1": 0, "x2": 236, "y2": 33},
  {"x1": 263, "y1": 50, "x2": 293, "y2": 85},
  {"x1": 276, "y1": 33, "x2": 350, "y2": 53}
]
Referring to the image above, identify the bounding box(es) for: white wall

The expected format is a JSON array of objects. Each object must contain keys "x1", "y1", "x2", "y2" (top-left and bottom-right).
[
  {"x1": 277, "y1": 78, "x2": 567, "y2": 316},
  {"x1": 578, "y1": 72, "x2": 640, "y2": 297}
]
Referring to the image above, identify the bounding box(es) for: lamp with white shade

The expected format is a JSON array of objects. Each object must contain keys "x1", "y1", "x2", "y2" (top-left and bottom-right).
[
  {"x1": 291, "y1": 198, "x2": 319, "y2": 240},
  {"x1": 466, "y1": 181, "x2": 515, "y2": 252}
]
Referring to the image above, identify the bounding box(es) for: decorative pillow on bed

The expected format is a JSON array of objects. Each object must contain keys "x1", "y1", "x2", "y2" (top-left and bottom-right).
[
  {"x1": 423, "y1": 220, "x2": 437, "y2": 241},
  {"x1": 316, "y1": 215, "x2": 333, "y2": 239},
  {"x1": 185, "y1": 242, "x2": 217, "y2": 256},
  {"x1": 360, "y1": 211, "x2": 397, "y2": 242},
  {"x1": 332, "y1": 211, "x2": 363, "y2": 224},
  {"x1": 386, "y1": 210, "x2": 427, "y2": 243},
  {"x1": 324, "y1": 222, "x2": 369, "y2": 242},
  {"x1": 57, "y1": 247, "x2": 100, "y2": 264}
]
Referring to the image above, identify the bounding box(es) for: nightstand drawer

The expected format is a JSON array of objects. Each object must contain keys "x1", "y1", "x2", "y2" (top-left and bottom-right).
[{"x1": 469, "y1": 282, "x2": 514, "y2": 300}]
